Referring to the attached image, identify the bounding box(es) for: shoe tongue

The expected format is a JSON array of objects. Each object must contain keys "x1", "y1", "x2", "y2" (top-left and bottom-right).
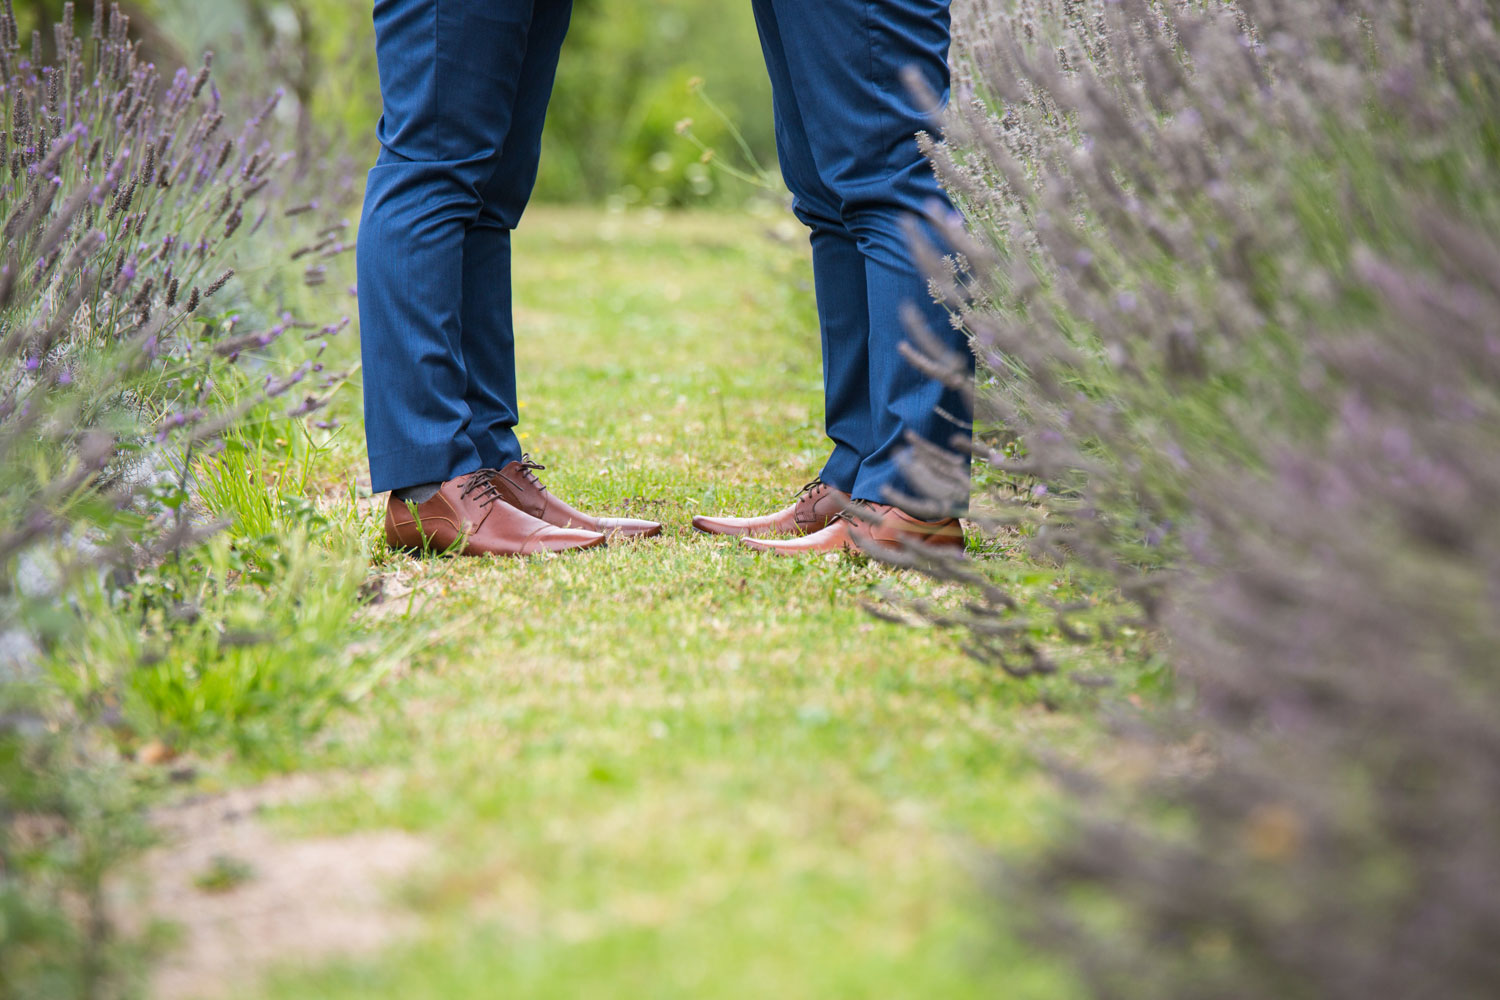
[{"x1": 474, "y1": 468, "x2": 507, "y2": 493}]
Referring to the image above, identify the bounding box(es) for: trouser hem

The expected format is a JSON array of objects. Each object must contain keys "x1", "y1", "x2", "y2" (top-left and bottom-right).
[{"x1": 367, "y1": 443, "x2": 481, "y2": 495}]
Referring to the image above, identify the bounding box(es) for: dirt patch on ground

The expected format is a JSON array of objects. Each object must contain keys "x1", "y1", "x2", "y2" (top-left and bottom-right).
[
  {"x1": 358, "y1": 566, "x2": 423, "y2": 622},
  {"x1": 116, "y1": 776, "x2": 431, "y2": 1000}
]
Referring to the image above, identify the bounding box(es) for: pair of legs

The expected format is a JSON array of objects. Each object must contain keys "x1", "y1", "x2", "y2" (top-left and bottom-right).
[
  {"x1": 357, "y1": 0, "x2": 970, "y2": 557},
  {"x1": 752, "y1": 0, "x2": 973, "y2": 506},
  {"x1": 358, "y1": 0, "x2": 571, "y2": 495},
  {"x1": 694, "y1": 0, "x2": 973, "y2": 555},
  {"x1": 359, "y1": 0, "x2": 659, "y2": 555}
]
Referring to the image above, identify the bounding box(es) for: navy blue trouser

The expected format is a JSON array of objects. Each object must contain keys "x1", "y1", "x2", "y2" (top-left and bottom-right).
[
  {"x1": 751, "y1": 0, "x2": 973, "y2": 505},
  {"x1": 358, "y1": 0, "x2": 572, "y2": 494}
]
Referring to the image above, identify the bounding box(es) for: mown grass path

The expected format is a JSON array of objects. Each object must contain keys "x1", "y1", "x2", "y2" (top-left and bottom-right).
[{"x1": 245, "y1": 208, "x2": 1080, "y2": 999}]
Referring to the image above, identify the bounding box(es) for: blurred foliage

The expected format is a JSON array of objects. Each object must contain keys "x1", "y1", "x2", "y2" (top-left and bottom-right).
[
  {"x1": 0, "y1": 705, "x2": 150, "y2": 1000},
  {"x1": 0, "y1": 5, "x2": 372, "y2": 994},
  {"x1": 894, "y1": 0, "x2": 1500, "y2": 996},
  {"x1": 127, "y1": 0, "x2": 780, "y2": 206},
  {"x1": 539, "y1": 0, "x2": 776, "y2": 205}
]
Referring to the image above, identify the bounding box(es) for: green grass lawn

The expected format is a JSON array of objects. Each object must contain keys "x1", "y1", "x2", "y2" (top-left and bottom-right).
[{"x1": 209, "y1": 206, "x2": 1093, "y2": 999}]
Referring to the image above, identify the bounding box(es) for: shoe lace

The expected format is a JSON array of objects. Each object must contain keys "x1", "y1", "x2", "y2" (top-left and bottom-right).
[
  {"x1": 459, "y1": 469, "x2": 507, "y2": 508},
  {"x1": 517, "y1": 454, "x2": 548, "y2": 491},
  {"x1": 794, "y1": 477, "x2": 825, "y2": 500},
  {"x1": 836, "y1": 496, "x2": 873, "y2": 524}
]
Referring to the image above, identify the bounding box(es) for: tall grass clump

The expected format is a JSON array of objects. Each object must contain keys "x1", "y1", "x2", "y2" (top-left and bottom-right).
[{"x1": 893, "y1": 0, "x2": 1500, "y2": 994}]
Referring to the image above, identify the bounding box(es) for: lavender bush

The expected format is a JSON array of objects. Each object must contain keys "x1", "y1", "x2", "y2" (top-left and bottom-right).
[
  {"x1": 892, "y1": 0, "x2": 1500, "y2": 994},
  {"x1": 0, "y1": 1, "x2": 347, "y2": 622},
  {"x1": 2, "y1": 6, "x2": 352, "y2": 994}
]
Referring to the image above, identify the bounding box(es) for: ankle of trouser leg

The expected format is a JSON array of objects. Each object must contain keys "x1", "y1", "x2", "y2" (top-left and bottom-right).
[
  {"x1": 367, "y1": 442, "x2": 482, "y2": 495},
  {"x1": 392, "y1": 482, "x2": 442, "y2": 504},
  {"x1": 818, "y1": 456, "x2": 860, "y2": 497}
]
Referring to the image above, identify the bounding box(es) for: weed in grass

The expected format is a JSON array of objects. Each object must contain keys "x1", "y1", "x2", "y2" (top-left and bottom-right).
[{"x1": 192, "y1": 855, "x2": 255, "y2": 894}]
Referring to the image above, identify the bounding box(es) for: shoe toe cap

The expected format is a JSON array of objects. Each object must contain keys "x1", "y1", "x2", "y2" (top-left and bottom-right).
[
  {"x1": 600, "y1": 517, "x2": 662, "y2": 538},
  {"x1": 692, "y1": 514, "x2": 756, "y2": 536},
  {"x1": 740, "y1": 522, "x2": 851, "y2": 555}
]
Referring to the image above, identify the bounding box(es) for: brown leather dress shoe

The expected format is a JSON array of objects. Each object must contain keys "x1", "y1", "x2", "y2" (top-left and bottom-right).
[
  {"x1": 741, "y1": 501, "x2": 965, "y2": 556},
  {"x1": 490, "y1": 456, "x2": 662, "y2": 539},
  {"x1": 691, "y1": 479, "x2": 852, "y2": 538},
  {"x1": 386, "y1": 470, "x2": 607, "y2": 557}
]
